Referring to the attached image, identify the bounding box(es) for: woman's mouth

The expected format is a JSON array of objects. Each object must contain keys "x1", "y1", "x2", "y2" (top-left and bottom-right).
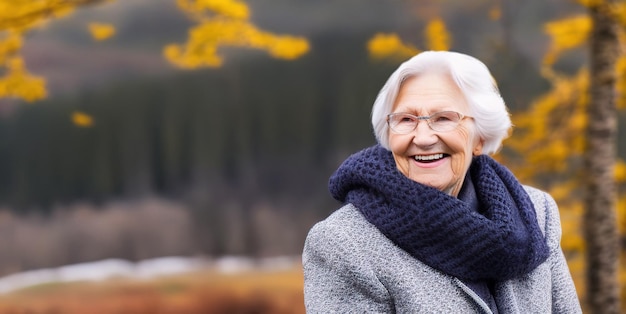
[{"x1": 413, "y1": 153, "x2": 447, "y2": 163}]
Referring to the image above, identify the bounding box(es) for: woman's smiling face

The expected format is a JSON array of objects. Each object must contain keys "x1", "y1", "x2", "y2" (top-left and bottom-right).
[{"x1": 388, "y1": 73, "x2": 483, "y2": 196}]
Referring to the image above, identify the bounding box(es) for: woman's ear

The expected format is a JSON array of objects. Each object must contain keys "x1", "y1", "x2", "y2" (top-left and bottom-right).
[{"x1": 473, "y1": 139, "x2": 484, "y2": 156}]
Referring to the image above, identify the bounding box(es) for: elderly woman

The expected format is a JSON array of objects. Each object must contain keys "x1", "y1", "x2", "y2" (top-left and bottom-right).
[{"x1": 302, "y1": 51, "x2": 581, "y2": 313}]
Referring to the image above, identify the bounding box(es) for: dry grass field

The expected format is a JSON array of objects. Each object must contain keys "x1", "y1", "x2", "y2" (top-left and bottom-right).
[
  {"x1": 0, "y1": 265, "x2": 305, "y2": 314},
  {"x1": 0, "y1": 259, "x2": 623, "y2": 313}
]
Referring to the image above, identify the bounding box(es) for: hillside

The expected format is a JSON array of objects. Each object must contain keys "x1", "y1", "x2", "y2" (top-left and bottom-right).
[{"x1": 18, "y1": 0, "x2": 583, "y2": 99}]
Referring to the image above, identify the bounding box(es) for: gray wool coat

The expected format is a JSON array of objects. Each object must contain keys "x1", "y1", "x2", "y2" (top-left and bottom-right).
[{"x1": 302, "y1": 186, "x2": 582, "y2": 313}]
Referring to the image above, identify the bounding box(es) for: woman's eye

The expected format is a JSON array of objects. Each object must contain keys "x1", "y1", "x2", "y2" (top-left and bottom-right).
[{"x1": 433, "y1": 113, "x2": 456, "y2": 122}]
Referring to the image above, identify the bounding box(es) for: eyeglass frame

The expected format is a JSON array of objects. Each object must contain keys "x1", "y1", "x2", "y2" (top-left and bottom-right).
[{"x1": 386, "y1": 111, "x2": 473, "y2": 134}]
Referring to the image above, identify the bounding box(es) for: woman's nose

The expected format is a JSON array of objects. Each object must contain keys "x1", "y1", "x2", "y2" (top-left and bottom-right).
[{"x1": 411, "y1": 121, "x2": 438, "y2": 146}]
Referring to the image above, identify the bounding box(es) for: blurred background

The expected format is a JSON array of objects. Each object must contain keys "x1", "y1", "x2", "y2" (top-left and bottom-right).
[{"x1": 0, "y1": 0, "x2": 624, "y2": 313}]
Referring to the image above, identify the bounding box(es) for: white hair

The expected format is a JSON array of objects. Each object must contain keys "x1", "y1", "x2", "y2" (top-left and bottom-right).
[{"x1": 371, "y1": 51, "x2": 511, "y2": 155}]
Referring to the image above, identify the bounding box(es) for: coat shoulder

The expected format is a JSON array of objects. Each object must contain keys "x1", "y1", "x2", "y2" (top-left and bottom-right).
[
  {"x1": 304, "y1": 203, "x2": 386, "y2": 259},
  {"x1": 523, "y1": 185, "x2": 553, "y2": 234}
]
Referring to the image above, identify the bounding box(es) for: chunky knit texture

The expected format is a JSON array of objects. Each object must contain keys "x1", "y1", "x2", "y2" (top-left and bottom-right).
[{"x1": 329, "y1": 145, "x2": 549, "y2": 281}]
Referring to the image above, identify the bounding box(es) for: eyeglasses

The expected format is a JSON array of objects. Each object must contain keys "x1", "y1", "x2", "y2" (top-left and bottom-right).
[{"x1": 387, "y1": 111, "x2": 472, "y2": 133}]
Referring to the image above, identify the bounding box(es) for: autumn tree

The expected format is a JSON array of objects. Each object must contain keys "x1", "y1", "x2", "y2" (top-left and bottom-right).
[
  {"x1": 367, "y1": 18, "x2": 451, "y2": 60},
  {"x1": 0, "y1": 0, "x2": 107, "y2": 101},
  {"x1": 0, "y1": 0, "x2": 309, "y2": 103},
  {"x1": 585, "y1": 0, "x2": 621, "y2": 312},
  {"x1": 509, "y1": 0, "x2": 625, "y2": 311}
]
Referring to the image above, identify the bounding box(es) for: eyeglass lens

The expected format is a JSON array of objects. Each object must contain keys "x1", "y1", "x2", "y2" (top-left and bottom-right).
[{"x1": 388, "y1": 111, "x2": 462, "y2": 133}]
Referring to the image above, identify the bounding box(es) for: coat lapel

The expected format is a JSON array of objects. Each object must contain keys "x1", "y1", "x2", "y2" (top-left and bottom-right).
[{"x1": 452, "y1": 278, "x2": 494, "y2": 314}]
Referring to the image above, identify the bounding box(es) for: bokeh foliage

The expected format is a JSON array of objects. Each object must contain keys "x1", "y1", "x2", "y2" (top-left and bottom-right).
[{"x1": 0, "y1": 0, "x2": 309, "y2": 102}]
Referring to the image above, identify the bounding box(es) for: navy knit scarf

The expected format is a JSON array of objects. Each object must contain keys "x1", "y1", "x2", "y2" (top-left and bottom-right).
[{"x1": 329, "y1": 145, "x2": 549, "y2": 281}]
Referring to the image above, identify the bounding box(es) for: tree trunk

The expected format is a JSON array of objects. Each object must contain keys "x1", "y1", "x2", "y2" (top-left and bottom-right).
[{"x1": 584, "y1": 1, "x2": 621, "y2": 313}]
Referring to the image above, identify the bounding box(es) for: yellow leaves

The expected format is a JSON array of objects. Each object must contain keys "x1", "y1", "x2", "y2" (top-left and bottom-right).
[
  {"x1": 266, "y1": 36, "x2": 310, "y2": 60},
  {"x1": 0, "y1": 0, "x2": 79, "y2": 31},
  {"x1": 424, "y1": 18, "x2": 451, "y2": 51},
  {"x1": 506, "y1": 68, "x2": 590, "y2": 185},
  {"x1": 511, "y1": 69, "x2": 588, "y2": 136},
  {"x1": 549, "y1": 181, "x2": 578, "y2": 202},
  {"x1": 522, "y1": 139, "x2": 569, "y2": 172},
  {"x1": 88, "y1": 23, "x2": 115, "y2": 41},
  {"x1": 0, "y1": 0, "x2": 308, "y2": 102},
  {"x1": 176, "y1": 0, "x2": 249, "y2": 20},
  {"x1": 527, "y1": 9, "x2": 626, "y2": 215},
  {"x1": 543, "y1": 15, "x2": 591, "y2": 65},
  {"x1": 560, "y1": 202, "x2": 584, "y2": 250},
  {"x1": 166, "y1": 0, "x2": 309, "y2": 69},
  {"x1": 0, "y1": 34, "x2": 40, "y2": 102},
  {"x1": 0, "y1": 0, "x2": 111, "y2": 103},
  {"x1": 367, "y1": 33, "x2": 419, "y2": 60},
  {"x1": 367, "y1": 18, "x2": 451, "y2": 60},
  {"x1": 72, "y1": 111, "x2": 94, "y2": 127},
  {"x1": 0, "y1": 57, "x2": 46, "y2": 101},
  {"x1": 0, "y1": 32, "x2": 21, "y2": 64},
  {"x1": 165, "y1": 18, "x2": 309, "y2": 68},
  {"x1": 569, "y1": 112, "x2": 588, "y2": 136}
]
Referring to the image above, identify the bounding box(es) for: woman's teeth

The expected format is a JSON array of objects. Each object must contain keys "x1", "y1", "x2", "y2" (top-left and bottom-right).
[{"x1": 414, "y1": 153, "x2": 444, "y2": 161}]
